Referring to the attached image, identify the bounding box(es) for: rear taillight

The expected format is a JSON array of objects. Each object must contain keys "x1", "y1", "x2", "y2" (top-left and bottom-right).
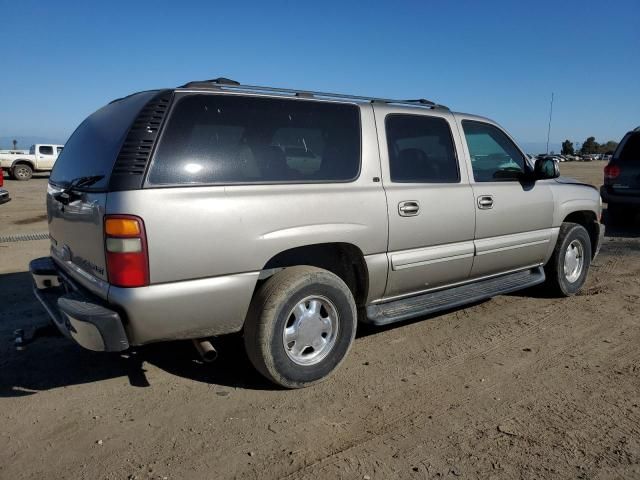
[
  {"x1": 104, "y1": 215, "x2": 149, "y2": 287},
  {"x1": 0, "y1": 169, "x2": 4, "y2": 187},
  {"x1": 604, "y1": 164, "x2": 621, "y2": 181}
]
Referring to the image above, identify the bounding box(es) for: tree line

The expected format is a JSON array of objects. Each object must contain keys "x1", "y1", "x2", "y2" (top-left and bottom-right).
[{"x1": 561, "y1": 137, "x2": 618, "y2": 156}]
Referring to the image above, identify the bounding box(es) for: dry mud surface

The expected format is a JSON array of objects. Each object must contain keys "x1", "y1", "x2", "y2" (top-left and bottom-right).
[{"x1": 1, "y1": 163, "x2": 639, "y2": 479}]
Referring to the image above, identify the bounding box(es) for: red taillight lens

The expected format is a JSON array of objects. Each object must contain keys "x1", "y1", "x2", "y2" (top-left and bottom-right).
[
  {"x1": 104, "y1": 215, "x2": 149, "y2": 287},
  {"x1": 604, "y1": 164, "x2": 621, "y2": 181},
  {"x1": 0, "y1": 169, "x2": 4, "y2": 187}
]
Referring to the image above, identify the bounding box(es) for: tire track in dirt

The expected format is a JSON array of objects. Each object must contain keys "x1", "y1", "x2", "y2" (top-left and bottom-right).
[{"x1": 281, "y1": 286, "x2": 639, "y2": 479}]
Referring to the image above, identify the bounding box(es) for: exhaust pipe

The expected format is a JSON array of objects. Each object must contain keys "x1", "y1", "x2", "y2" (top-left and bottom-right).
[{"x1": 192, "y1": 338, "x2": 218, "y2": 363}]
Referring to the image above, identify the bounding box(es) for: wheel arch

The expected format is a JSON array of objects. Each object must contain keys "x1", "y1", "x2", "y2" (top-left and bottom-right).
[
  {"x1": 260, "y1": 242, "x2": 369, "y2": 308},
  {"x1": 562, "y1": 210, "x2": 599, "y2": 258},
  {"x1": 11, "y1": 158, "x2": 35, "y2": 169}
]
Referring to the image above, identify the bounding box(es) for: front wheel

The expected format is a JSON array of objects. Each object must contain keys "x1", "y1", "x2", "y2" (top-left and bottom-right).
[
  {"x1": 543, "y1": 222, "x2": 592, "y2": 296},
  {"x1": 244, "y1": 266, "x2": 357, "y2": 388}
]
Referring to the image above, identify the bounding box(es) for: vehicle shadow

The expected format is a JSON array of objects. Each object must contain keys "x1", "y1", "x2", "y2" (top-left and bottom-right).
[{"x1": 0, "y1": 271, "x2": 274, "y2": 397}]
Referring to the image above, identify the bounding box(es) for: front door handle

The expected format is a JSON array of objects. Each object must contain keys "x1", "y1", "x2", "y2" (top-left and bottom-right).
[
  {"x1": 398, "y1": 200, "x2": 420, "y2": 216},
  {"x1": 477, "y1": 195, "x2": 494, "y2": 209}
]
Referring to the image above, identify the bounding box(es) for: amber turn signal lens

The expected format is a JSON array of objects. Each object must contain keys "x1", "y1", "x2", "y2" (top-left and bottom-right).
[{"x1": 105, "y1": 218, "x2": 141, "y2": 236}]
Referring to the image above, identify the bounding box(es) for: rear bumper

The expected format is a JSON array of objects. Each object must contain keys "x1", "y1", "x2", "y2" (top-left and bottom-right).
[
  {"x1": 0, "y1": 188, "x2": 10, "y2": 205},
  {"x1": 32, "y1": 256, "x2": 259, "y2": 348},
  {"x1": 600, "y1": 186, "x2": 640, "y2": 206},
  {"x1": 30, "y1": 257, "x2": 129, "y2": 352}
]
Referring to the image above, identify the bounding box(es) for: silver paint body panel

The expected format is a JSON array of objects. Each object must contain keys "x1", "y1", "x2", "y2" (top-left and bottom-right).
[{"x1": 42, "y1": 89, "x2": 603, "y2": 346}]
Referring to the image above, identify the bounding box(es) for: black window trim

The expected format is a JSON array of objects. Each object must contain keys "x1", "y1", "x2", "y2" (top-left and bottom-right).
[
  {"x1": 142, "y1": 92, "x2": 363, "y2": 189},
  {"x1": 461, "y1": 119, "x2": 530, "y2": 183},
  {"x1": 384, "y1": 112, "x2": 461, "y2": 184}
]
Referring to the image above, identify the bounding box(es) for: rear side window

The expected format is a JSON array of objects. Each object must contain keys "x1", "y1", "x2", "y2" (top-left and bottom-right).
[
  {"x1": 615, "y1": 132, "x2": 640, "y2": 162},
  {"x1": 385, "y1": 114, "x2": 459, "y2": 183},
  {"x1": 147, "y1": 95, "x2": 361, "y2": 185},
  {"x1": 39, "y1": 146, "x2": 54, "y2": 155},
  {"x1": 462, "y1": 120, "x2": 526, "y2": 182}
]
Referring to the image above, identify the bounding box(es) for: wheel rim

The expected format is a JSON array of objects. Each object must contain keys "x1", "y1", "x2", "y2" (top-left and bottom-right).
[
  {"x1": 564, "y1": 239, "x2": 585, "y2": 283},
  {"x1": 282, "y1": 295, "x2": 339, "y2": 366},
  {"x1": 15, "y1": 166, "x2": 30, "y2": 179}
]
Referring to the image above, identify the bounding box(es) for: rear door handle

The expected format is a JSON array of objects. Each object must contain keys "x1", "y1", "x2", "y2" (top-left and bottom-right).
[
  {"x1": 477, "y1": 195, "x2": 494, "y2": 209},
  {"x1": 398, "y1": 200, "x2": 420, "y2": 216}
]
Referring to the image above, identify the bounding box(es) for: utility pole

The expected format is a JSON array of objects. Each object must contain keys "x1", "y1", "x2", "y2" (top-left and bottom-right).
[{"x1": 546, "y1": 93, "x2": 554, "y2": 154}]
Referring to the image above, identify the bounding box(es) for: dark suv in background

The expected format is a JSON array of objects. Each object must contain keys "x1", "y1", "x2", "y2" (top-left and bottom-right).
[{"x1": 602, "y1": 127, "x2": 640, "y2": 224}]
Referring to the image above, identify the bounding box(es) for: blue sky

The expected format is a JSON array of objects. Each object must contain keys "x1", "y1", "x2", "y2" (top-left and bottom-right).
[{"x1": 1, "y1": 0, "x2": 638, "y2": 152}]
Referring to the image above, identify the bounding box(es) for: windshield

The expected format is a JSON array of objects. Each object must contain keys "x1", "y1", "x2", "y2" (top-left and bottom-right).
[{"x1": 49, "y1": 91, "x2": 159, "y2": 190}]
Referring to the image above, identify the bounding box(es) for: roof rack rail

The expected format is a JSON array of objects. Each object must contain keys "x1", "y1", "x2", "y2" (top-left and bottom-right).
[{"x1": 177, "y1": 79, "x2": 449, "y2": 110}]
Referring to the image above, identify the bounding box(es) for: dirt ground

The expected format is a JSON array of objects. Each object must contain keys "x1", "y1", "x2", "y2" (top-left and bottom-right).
[{"x1": 1, "y1": 163, "x2": 639, "y2": 480}]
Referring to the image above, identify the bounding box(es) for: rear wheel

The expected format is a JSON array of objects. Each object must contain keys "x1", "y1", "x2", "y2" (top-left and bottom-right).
[
  {"x1": 244, "y1": 266, "x2": 357, "y2": 388},
  {"x1": 12, "y1": 163, "x2": 33, "y2": 181},
  {"x1": 543, "y1": 222, "x2": 592, "y2": 296}
]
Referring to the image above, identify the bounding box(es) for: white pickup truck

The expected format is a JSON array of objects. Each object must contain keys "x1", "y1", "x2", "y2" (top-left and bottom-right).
[{"x1": 0, "y1": 144, "x2": 64, "y2": 180}]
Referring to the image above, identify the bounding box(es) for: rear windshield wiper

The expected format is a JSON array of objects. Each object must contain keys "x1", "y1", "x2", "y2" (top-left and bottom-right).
[{"x1": 53, "y1": 175, "x2": 105, "y2": 205}]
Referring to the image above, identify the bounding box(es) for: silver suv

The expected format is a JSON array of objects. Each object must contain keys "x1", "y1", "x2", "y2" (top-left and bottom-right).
[{"x1": 31, "y1": 78, "x2": 604, "y2": 388}]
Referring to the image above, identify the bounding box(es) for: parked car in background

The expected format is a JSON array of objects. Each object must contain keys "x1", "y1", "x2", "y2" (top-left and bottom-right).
[
  {"x1": 30, "y1": 79, "x2": 604, "y2": 388},
  {"x1": 601, "y1": 126, "x2": 640, "y2": 224},
  {"x1": 0, "y1": 168, "x2": 10, "y2": 204},
  {"x1": 0, "y1": 144, "x2": 64, "y2": 180}
]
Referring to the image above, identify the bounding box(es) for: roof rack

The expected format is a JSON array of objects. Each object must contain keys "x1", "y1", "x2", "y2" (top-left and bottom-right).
[{"x1": 177, "y1": 78, "x2": 449, "y2": 110}]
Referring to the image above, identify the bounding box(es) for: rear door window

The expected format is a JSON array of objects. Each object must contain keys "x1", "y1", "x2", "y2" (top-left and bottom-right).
[
  {"x1": 39, "y1": 146, "x2": 54, "y2": 155},
  {"x1": 147, "y1": 94, "x2": 361, "y2": 185},
  {"x1": 385, "y1": 114, "x2": 459, "y2": 183}
]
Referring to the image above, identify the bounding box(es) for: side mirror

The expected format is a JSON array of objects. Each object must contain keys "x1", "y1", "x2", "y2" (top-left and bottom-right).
[{"x1": 534, "y1": 158, "x2": 560, "y2": 179}]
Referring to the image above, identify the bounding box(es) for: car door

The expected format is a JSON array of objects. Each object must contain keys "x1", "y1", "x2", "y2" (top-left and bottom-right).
[
  {"x1": 37, "y1": 145, "x2": 55, "y2": 169},
  {"x1": 456, "y1": 116, "x2": 555, "y2": 278},
  {"x1": 374, "y1": 105, "x2": 476, "y2": 298}
]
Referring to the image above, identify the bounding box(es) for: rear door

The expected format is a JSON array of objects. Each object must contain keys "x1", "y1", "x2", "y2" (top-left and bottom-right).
[
  {"x1": 374, "y1": 105, "x2": 476, "y2": 298},
  {"x1": 456, "y1": 117, "x2": 555, "y2": 278}
]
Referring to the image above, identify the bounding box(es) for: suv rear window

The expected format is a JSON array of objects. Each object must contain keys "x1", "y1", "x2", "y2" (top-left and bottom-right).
[
  {"x1": 50, "y1": 91, "x2": 160, "y2": 190},
  {"x1": 616, "y1": 132, "x2": 640, "y2": 162},
  {"x1": 147, "y1": 94, "x2": 361, "y2": 185}
]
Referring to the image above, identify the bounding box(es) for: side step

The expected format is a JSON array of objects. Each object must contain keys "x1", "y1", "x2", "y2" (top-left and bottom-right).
[{"x1": 365, "y1": 267, "x2": 545, "y2": 326}]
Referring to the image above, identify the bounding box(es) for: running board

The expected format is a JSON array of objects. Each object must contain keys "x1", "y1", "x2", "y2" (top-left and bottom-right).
[{"x1": 365, "y1": 267, "x2": 545, "y2": 326}]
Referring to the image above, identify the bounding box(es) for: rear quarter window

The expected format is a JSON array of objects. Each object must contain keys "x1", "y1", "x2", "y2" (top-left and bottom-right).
[{"x1": 146, "y1": 94, "x2": 361, "y2": 185}]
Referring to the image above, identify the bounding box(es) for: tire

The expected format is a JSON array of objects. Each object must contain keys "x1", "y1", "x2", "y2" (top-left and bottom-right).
[
  {"x1": 12, "y1": 163, "x2": 33, "y2": 181},
  {"x1": 244, "y1": 266, "x2": 357, "y2": 388},
  {"x1": 543, "y1": 222, "x2": 592, "y2": 297}
]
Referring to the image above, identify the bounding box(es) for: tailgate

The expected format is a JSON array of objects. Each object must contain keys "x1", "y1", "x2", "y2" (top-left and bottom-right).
[{"x1": 47, "y1": 185, "x2": 109, "y2": 296}]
